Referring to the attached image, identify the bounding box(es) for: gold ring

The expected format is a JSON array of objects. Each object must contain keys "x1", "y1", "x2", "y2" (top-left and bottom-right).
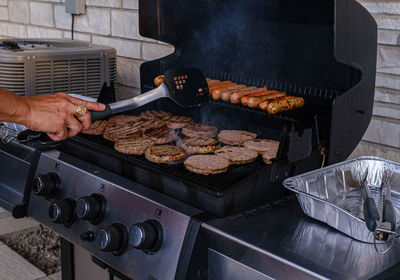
[{"x1": 75, "y1": 105, "x2": 87, "y2": 117}]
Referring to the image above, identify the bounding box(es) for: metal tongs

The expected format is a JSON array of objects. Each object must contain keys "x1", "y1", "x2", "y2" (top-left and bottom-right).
[
  {"x1": 378, "y1": 175, "x2": 396, "y2": 239},
  {"x1": 361, "y1": 170, "x2": 381, "y2": 232},
  {"x1": 361, "y1": 169, "x2": 398, "y2": 254}
]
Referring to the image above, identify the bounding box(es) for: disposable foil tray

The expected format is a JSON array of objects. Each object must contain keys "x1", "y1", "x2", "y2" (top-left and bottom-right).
[{"x1": 283, "y1": 156, "x2": 400, "y2": 243}]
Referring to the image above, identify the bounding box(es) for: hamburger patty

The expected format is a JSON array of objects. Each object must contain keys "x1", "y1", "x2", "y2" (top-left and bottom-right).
[
  {"x1": 143, "y1": 126, "x2": 178, "y2": 144},
  {"x1": 215, "y1": 146, "x2": 258, "y2": 164},
  {"x1": 181, "y1": 123, "x2": 218, "y2": 138},
  {"x1": 114, "y1": 138, "x2": 154, "y2": 155},
  {"x1": 82, "y1": 120, "x2": 108, "y2": 135},
  {"x1": 103, "y1": 123, "x2": 142, "y2": 141},
  {"x1": 139, "y1": 119, "x2": 166, "y2": 131},
  {"x1": 261, "y1": 148, "x2": 279, "y2": 164},
  {"x1": 140, "y1": 110, "x2": 173, "y2": 121},
  {"x1": 218, "y1": 130, "x2": 257, "y2": 145},
  {"x1": 167, "y1": 115, "x2": 193, "y2": 129},
  {"x1": 181, "y1": 137, "x2": 220, "y2": 154},
  {"x1": 145, "y1": 145, "x2": 186, "y2": 163},
  {"x1": 108, "y1": 114, "x2": 143, "y2": 124},
  {"x1": 243, "y1": 139, "x2": 280, "y2": 154},
  {"x1": 184, "y1": 155, "x2": 230, "y2": 175}
]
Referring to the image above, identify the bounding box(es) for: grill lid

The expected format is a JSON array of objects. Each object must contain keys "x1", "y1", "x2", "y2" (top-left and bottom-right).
[{"x1": 138, "y1": 0, "x2": 377, "y2": 164}]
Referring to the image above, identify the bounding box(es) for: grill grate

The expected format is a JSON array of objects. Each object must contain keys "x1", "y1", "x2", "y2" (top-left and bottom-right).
[
  {"x1": 210, "y1": 100, "x2": 310, "y2": 122},
  {"x1": 205, "y1": 69, "x2": 338, "y2": 122},
  {"x1": 205, "y1": 69, "x2": 342, "y2": 100}
]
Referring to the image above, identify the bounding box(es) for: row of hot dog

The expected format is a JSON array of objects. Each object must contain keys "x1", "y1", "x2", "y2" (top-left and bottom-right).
[
  {"x1": 207, "y1": 78, "x2": 305, "y2": 114},
  {"x1": 153, "y1": 75, "x2": 305, "y2": 114}
]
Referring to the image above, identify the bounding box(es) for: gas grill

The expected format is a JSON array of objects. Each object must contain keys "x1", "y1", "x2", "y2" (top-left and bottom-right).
[{"x1": 3, "y1": 0, "x2": 400, "y2": 279}]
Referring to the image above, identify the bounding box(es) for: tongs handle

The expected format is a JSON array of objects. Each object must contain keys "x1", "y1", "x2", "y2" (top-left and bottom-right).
[
  {"x1": 383, "y1": 200, "x2": 396, "y2": 231},
  {"x1": 364, "y1": 197, "x2": 380, "y2": 232},
  {"x1": 383, "y1": 181, "x2": 396, "y2": 232}
]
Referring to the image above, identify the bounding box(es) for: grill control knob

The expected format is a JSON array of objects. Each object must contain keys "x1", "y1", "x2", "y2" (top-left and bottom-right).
[
  {"x1": 96, "y1": 224, "x2": 127, "y2": 254},
  {"x1": 129, "y1": 220, "x2": 163, "y2": 253},
  {"x1": 48, "y1": 198, "x2": 76, "y2": 226},
  {"x1": 33, "y1": 173, "x2": 59, "y2": 197},
  {"x1": 80, "y1": 231, "x2": 95, "y2": 242},
  {"x1": 76, "y1": 194, "x2": 105, "y2": 224}
]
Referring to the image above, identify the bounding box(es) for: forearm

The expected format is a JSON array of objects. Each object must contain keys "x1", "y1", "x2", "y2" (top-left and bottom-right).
[
  {"x1": 0, "y1": 88, "x2": 105, "y2": 141},
  {"x1": 0, "y1": 88, "x2": 30, "y2": 125}
]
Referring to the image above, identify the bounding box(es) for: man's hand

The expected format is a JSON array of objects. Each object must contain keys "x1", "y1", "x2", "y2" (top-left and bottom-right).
[
  {"x1": 22, "y1": 93, "x2": 106, "y2": 141},
  {"x1": 0, "y1": 88, "x2": 105, "y2": 141}
]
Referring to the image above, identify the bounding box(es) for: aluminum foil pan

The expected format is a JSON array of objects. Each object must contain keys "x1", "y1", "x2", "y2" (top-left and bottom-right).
[
  {"x1": 283, "y1": 156, "x2": 400, "y2": 244},
  {"x1": 281, "y1": 219, "x2": 400, "y2": 278}
]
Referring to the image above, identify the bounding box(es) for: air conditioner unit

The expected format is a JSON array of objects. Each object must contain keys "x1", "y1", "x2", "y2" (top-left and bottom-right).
[{"x1": 0, "y1": 38, "x2": 116, "y2": 98}]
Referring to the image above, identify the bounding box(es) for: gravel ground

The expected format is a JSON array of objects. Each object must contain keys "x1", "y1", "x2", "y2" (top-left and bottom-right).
[{"x1": 0, "y1": 225, "x2": 61, "y2": 275}]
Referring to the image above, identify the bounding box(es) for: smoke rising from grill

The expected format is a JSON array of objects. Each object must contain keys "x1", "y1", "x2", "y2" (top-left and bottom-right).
[{"x1": 152, "y1": 0, "x2": 358, "y2": 91}]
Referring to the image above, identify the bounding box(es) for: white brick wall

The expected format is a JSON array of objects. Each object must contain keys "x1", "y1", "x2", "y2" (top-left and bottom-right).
[
  {"x1": 30, "y1": 2, "x2": 54, "y2": 27},
  {"x1": 352, "y1": 0, "x2": 400, "y2": 161},
  {"x1": 0, "y1": 0, "x2": 398, "y2": 161},
  {"x1": 111, "y1": 10, "x2": 140, "y2": 40},
  {"x1": 0, "y1": 0, "x2": 174, "y2": 100}
]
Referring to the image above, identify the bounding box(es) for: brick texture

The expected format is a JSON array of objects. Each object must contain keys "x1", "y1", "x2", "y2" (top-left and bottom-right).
[
  {"x1": 8, "y1": 0, "x2": 29, "y2": 24},
  {"x1": 0, "y1": 0, "x2": 172, "y2": 98},
  {"x1": 358, "y1": 0, "x2": 400, "y2": 160},
  {"x1": 30, "y1": 1, "x2": 54, "y2": 27}
]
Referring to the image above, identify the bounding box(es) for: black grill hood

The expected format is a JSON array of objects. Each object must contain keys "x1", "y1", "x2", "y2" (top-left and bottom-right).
[{"x1": 139, "y1": 0, "x2": 377, "y2": 164}]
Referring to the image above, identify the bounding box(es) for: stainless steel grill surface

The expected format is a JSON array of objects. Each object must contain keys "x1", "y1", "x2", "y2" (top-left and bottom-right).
[{"x1": 29, "y1": 151, "x2": 202, "y2": 279}]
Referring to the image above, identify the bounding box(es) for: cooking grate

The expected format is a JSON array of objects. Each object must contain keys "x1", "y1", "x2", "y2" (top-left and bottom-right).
[
  {"x1": 205, "y1": 69, "x2": 342, "y2": 100},
  {"x1": 204, "y1": 70, "x2": 339, "y2": 123},
  {"x1": 70, "y1": 133, "x2": 271, "y2": 194},
  {"x1": 210, "y1": 99, "x2": 310, "y2": 122}
]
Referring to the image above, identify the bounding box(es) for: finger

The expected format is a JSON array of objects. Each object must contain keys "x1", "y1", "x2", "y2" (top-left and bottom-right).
[
  {"x1": 66, "y1": 116, "x2": 83, "y2": 137},
  {"x1": 67, "y1": 96, "x2": 106, "y2": 111},
  {"x1": 48, "y1": 125, "x2": 68, "y2": 141},
  {"x1": 47, "y1": 133, "x2": 59, "y2": 141},
  {"x1": 77, "y1": 113, "x2": 92, "y2": 130},
  {"x1": 55, "y1": 92, "x2": 68, "y2": 97}
]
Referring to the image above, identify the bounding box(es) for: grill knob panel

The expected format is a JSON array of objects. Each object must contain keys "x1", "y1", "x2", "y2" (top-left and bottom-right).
[
  {"x1": 33, "y1": 173, "x2": 59, "y2": 197},
  {"x1": 76, "y1": 194, "x2": 105, "y2": 224},
  {"x1": 129, "y1": 220, "x2": 163, "y2": 253},
  {"x1": 96, "y1": 224, "x2": 127, "y2": 255},
  {"x1": 48, "y1": 198, "x2": 76, "y2": 226}
]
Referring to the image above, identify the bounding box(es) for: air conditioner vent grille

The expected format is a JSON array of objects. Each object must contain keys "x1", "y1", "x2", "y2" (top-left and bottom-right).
[
  {"x1": 0, "y1": 38, "x2": 116, "y2": 97},
  {"x1": 0, "y1": 62, "x2": 25, "y2": 95},
  {"x1": 34, "y1": 58, "x2": 103, "y2": 96}
]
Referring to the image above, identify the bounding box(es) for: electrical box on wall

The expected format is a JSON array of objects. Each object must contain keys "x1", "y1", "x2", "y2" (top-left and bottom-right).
[{"x1": 65, "y1": 0, "x2": 86, "y2": 15}]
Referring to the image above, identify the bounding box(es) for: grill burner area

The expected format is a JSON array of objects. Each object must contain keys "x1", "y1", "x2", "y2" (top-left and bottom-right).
[
  {"x1": 56, "y1": 85, "x2": 330, "y2": 217},
  {"x1": 61, "y1": 131, "x2": 287, "y2": 217}
]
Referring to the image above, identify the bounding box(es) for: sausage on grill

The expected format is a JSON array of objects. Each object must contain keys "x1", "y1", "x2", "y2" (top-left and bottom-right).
[
  {"x1": 209, "y1": 82, "x2": 237, "y2": 94},
  {"x1": 241, "y1": 91, "x2": 272, "y2": 106},
  {"x1": 259, "y1": 96, "x2": 291, "y2": 111},
  {"x1": 154, "y1": 75, "x2": 164, "y2": 87},
  {"x1": 207, "y1": 80, "x2": 232, "y2": 87},
  {"x1": 212, "y1": 84, "x2": 246, "y2": 100},
  {"x1": 212, "y1": 84, "x2": 247, "y2": 100},
  {"x1": 220, "y1": 86, "x2": 256, "y2": 101},
  {"x1": 230, "y1": 87, "x2": 267, "y2": 104},
  {"x1": 261, "y1": 97, "x2": 305, "y2": 114},
  {"x1": 207, "y1": 79, "x2": 223, "y2": 86},
  {"x1": 247, "y1": 90, "x2": 286, "y2": 108}
]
